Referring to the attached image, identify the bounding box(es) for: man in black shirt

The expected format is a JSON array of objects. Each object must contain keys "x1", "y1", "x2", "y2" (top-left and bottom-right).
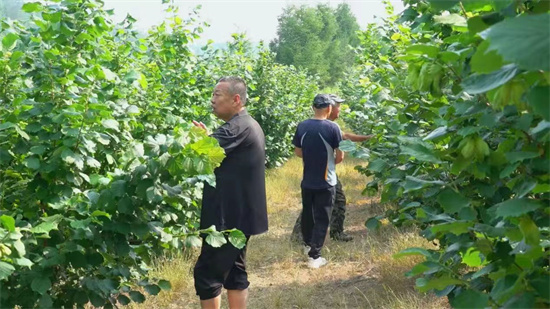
[{"x1": 192, "y1": 76, "x2": 268, "y2": 309}]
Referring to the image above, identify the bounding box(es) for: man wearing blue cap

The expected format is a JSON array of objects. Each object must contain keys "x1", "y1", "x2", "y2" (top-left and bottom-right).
[{"x1": 292, "y1": 94, "x2": 344, "y2": 268}]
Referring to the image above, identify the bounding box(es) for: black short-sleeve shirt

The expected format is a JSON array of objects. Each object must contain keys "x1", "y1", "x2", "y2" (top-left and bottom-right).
[
  {"x1": 292, "y1": 119, "x2": 342, "y2": 189},
  {"x1": 200, "y1": 110, "x2": 268, "y2": 236}
]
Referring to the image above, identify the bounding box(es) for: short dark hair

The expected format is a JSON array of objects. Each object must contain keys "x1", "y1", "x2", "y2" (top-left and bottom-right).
[{"x1": 218, "y1": 76, "x2": 247, "y2": 105}]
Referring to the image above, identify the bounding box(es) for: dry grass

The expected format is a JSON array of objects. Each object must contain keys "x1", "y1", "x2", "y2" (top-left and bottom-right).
[{"x1": 131, "y1": 157, "x2": 449, "y2": 309}]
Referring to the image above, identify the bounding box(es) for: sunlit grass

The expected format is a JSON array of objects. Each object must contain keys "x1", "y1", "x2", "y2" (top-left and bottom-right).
[{"x1": 129, "y1": 157, "x2": 448, "y2": 309}]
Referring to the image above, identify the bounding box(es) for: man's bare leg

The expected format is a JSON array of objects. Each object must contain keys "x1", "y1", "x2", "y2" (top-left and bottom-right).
[
  {"x1": 227, "y1": 289, "x2": 248, "y2": 309},
  {"x1": 200, "y1": 295, "x2": 221, "y2": 309}
]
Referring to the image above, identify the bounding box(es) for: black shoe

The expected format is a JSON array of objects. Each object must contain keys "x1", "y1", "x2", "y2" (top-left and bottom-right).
[{"x1": 331, "y1": 232, "x2": 353, "y2": 242}]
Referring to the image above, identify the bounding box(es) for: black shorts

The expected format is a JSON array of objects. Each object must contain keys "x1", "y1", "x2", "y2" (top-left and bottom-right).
[{"x1": 193, "y1": 236, "x2": 250, "y2": 300}]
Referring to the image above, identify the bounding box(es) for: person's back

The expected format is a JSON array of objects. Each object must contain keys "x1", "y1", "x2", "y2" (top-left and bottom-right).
[
  {"x1": 201, "y1": 111, "x2": 267, "y2": 235},
  {"x1": 292, "y1": 94, "x2": 343, "y2": 269},
  {"x1": 295, "y1": 119, "x2": 341, "y2": 190}
]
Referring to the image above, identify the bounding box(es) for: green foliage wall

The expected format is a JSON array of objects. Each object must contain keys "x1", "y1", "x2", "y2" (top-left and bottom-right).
[
  {"x1": 340, "y1": 1, "x2": 549, "y2": 308},
  {"x1": 0, "y1": 0, "x2": 317, "y2": 307}
]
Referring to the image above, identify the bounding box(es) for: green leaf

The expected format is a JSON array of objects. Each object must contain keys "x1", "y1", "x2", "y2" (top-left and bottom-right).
[
  {"x1": 366, "y1": 159, "x2": 388, "y2": 173},
  {"x1": 338, "y1": 139, "x2": 356, "y2": 152},
  {"x1": 461, "y1": 248, "x2": 485, "y2": 267},
  {"x1": 467, "y1": 16, "x2": 489, "y2": 35},
  {"x1": 158, "y1": 279, "x2": 171, "y2": 291},
  {"x1": 519, "y1": 216, "x2": 540, "y2": 247},
  {"x1": 427, "y1": 0, "x2": 459, "y2": 10},
  {"x1": 22, "y1": 2, "x2": 43, "y2": 13},
  {"x1": 61, "y1": 148, "x2": 76, "y2": 164},
  {"x1": 14, "y1": 257, "x2": 33, "y2": 268},
  {"x1": 24, "y1": 157, "x2": 40, "y2": 170},
  {"x1": 205, "y1": 231, "x2": 227, "y2": 248},
  {"x1": 531, "y1": 277, "x2": 550, "y2": 300},
  {"x1": 37, "y1": 294, "x2": 53, "y2": 308},
  {"x1": 101, "y1": 119, "x2": 119, "y2": 131},
  {"x1": 129, "y1": 291, "x2": 145, "y2": 303},
  {"x1": 493, "y1": 199, "x2": 542, "y2": 218},
  {"x1": 0, "y1": 122, "x2": 14, "y2": 131},
  {"x1": 2, "y1": 33, "x2": 19, "y2": 50},
  {"x1": 117, "y1": 295, "x2": 131, "y2": 306},
  {"x1": 31, "y1": 219, "x2": 61, "y2": 234},
  {"x1": 31, "y1": 277, "x2": 52, "y2": 295},
  {"x1": 505, "y1": 151, "x2": 540, "y2": 163},
  {"x1": 416, "y1": 275, "x2": 464, "y2": 292},
  {"x1": 501, "y1": 292, "x2": 535, "y2": 309},
  {"x1": 400, "y1": 144, "x2": 442, "y2": 163},
  {"x1": 434, "y1": 14, "x2": 467, "y2": 27},
  {"x1": 462, "y1": 64, "x2": 519, "y2": 94},
  {"x1": 431, "y1": 221, "x2": 474, "y2": 235},
  {"x1": 439, "y1": 51, "x2": 460, "y2": 63},
  {"x1": 393, "y1": 247, "x2": 432, "y2": 259},
  {"x1": 405, "y1": 44, "x2": 439, "y2": 58},
  {"x1": 91, "y1": 210, "x2": 112, "y2": 219},
  {"x1": 437, "y1": 189, "x2": 470, "y2": 214},
  {"x1": 481, "y1": 14, "x2": 550, "y2": 71},
  {"x1": 145, "y1": 284, "x2": 161, "y2": 296},
  {"x1": 0, "y1": 261, "x2": 15, "y2": 280},
  {"x1": 15, "y1": 125, "x2": 30, "y2": 140},
  {"x1": 228, "y1": 229, "x2": 247, "y2": 249},
  {"x1": 471, "y1": 40, "x2": 503, "y2": 74},
  {"x1": 0, "y1": 215, "x2": 15, "y2": 232},
  {"x1": 423, "y1": 126, "x2": 448, "y2": 141},
  {"x1": 30, "y1": 145, "x2": 46, "y2": 155},
  {"x1": 365, "y1": 217, "x2": 381, "y2": 230},
  {"x1": 527, "y1": 86, "x2": 550, "y2": 121},
  {"x1": 450, "y1": 289, "x2": 490, "y2": 309}
]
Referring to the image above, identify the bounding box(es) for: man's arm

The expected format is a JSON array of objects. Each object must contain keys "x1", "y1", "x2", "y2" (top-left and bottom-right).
[
  {"x1": 294, "y1": 147, "x2": 303, "y2": 158},
  {"x1": 343, "y1": 132, "x2": 373, "y2": 142},
  {"x1": 335, "y1": 148, "x2": 344, "y2": 164}
]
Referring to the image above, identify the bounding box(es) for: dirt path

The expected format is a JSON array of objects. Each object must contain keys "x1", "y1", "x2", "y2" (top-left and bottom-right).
[{"x1": 133, "y1": 158, "x2": 447, "y2": 309}]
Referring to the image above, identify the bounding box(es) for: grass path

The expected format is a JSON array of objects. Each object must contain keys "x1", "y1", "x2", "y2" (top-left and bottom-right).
[{"x1": 132, "y1": 158, "x2": 448, "y2": 309}]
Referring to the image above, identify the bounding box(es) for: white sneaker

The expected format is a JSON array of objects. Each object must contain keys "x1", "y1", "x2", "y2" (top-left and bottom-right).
[
  {"x1": 303, "y1": 245, "x2": 311, "y2": 255},
  {"x1": 308, "y1": 257, "x2": 328, "y2": 269}
]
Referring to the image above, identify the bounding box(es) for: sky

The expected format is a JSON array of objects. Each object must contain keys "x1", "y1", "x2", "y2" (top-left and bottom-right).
[{"x1": 103, "y1": 0, "x2": 405, "y2": 44}]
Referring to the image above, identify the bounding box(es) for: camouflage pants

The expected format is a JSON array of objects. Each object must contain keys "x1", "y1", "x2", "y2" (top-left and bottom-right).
[{"x1": 290, "y1": 179, "x2": 347, "y2": 242}]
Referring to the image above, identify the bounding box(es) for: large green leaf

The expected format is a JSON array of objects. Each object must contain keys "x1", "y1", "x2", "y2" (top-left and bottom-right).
[
  {"x1": 228, "y1": 229, "x2": 247, "y2": 249},
  {"x1": 427, "y1": 0, "x2": 459, "y2": 10},
  {"x1": 437, "y1": 189, "x2": 470, "y2": 214},
  {"x1": 400, "y1": 144, "x2": 442, "y2": 163},
  {"x1": 22, "y1": 2, "x2": 43, "y2": 13},
  {"x1": 431, "y1": 221, "x2": 474, "y2": 235},
  {"x1": 481, "y1": 14, "x2": 550, "y2": 71},
  {"x1": 493, "y1": 199, "x2": 543, "y2": 218},
  {"x1": 450, "y1": 289, "x2": 490, "y2": 309},
  {"x1": 393, "y1": 247, "x2": 432, "y2": 259},
  {"x1": 416, "y1": 275, "x2": 465, "y2": 292},
  {"x1": 470, "y1": 40, "x2": 503, "y2": 74},
  {"x1": 527, "y1": 86, "x2": 550, "y2": 121},
  {"x1": 505, "y1": 151, "x2": 540, "y2": 163},
  {"x1": 0, "y1": 215, "x2": 15, "y2": 232},
  {"x1": 405, "y1": 44, "x2": 439, "y2": 58},
  {"x1": 434, "y1": 14, "x2": 467, "y2": 27},
  {"x1": 205, "y1": 231, "x2": 227, "y2": 248},
  {"x1": 31, "y1": 277, "x2": 51, "y2": 295},
  {"x1": 2, "y1": 33, "x2": 19, "y2": 50},
  {"x1": 462, "y1": 64, "x2": 519, "y2": 94},
  {"x1": 0, "y1": 261, "x2": 15, "y2": 280}
]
